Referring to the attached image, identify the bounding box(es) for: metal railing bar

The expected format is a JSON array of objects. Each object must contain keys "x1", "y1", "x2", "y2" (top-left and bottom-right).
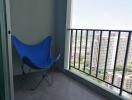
[
  {"x1": 103, "y1": 31, "x2": 111, "y2": 81},
  {"x1": 78, "y1": 30, "x2": 83, "y2": 70},
  {"x1": 90, "y1": 30, "x2": 95, "y2": 74},
  {"x1": 111, "y1": 32, "x2": 121, "y2": 85},
  {"x1": 96, "y1": 31, "x2": 102, "y2": 78},
  {"x1": 119, "y1": 32, "x2": 131, "y2": 96},
  {"x1": 74, "y1": 30, "x2": 77, "y2": 68},
  {"x1": 69, "y1": 29, "x2": 73, "y2": 70},
  {"x1": 84, "y1": 30, "x2": 89, "y2": 71}
]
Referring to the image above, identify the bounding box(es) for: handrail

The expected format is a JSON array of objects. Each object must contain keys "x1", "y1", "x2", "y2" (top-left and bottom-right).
[{"x1": 68, "y1": 28, "x2": 132, "y2": 98}]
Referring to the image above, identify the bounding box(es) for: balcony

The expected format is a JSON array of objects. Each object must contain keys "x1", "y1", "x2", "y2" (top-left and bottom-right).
[
  {"x1": 12, "y1": 28, "x2": 132, "y2": 100},
  {"x1": 68, "y1": 28, "x2": 132, "y2": 99},
  {"x1": 1, "y1": 0, "x2": 132, "y2": 100}
]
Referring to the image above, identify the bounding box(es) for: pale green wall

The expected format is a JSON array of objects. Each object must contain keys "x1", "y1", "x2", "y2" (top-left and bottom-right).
[{"x1": 10, "y1": 0, "x2": 56, "y2": 75}]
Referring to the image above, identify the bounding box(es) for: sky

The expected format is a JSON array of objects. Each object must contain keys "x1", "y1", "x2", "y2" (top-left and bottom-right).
[{"x1": 71, "y1": 0, "x2": 132, "y2": 30}]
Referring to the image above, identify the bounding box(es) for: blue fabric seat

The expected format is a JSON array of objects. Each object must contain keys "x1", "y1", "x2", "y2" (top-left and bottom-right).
[{"x1": 12, "y1": 36, "x2": 60, "y2": 70}]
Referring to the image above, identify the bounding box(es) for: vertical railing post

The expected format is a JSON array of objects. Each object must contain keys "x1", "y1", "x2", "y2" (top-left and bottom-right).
[
  {"x1": 119, "y1": 32, "x2": 131, "y2": 96},
  {"x1": 84, "y1": 30, "x2": 89, "y2": 71},
  {"x1": 111, "y1": 32, "x2": 120, "y2": 84},
  {"x1": 103, "y1": 31, "x2": 111, "y2": 81},
  {"x1": 96, "y1": 31, "x2": 102, "y2": 78},
  {"x1": 78, "y1": 30, "x2": 83, "y2": 70},
  {"x1": 69, "y1": 29, "x2": 73, "y2": 70},
  {"x1": 90, "y1": 30, "x2": 95, "y2": 74},
  {"x1": 74, "y1": 30, "x2": 77, "y2": 68}
]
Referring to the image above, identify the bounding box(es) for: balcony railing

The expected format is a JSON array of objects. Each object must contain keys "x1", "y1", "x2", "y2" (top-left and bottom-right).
[{"x1": 68, "y1": 28, "x2": 132, "y2": 98}]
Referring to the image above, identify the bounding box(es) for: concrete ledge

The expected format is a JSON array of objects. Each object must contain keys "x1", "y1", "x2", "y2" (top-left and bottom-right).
[{"x1": 63, "y1": 69, "x2": 128, "y2": 100}]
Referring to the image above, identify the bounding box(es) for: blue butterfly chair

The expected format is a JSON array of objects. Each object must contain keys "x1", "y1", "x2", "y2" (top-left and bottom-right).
[{"x1": 12, "y1": 35, "x2": 60, "y2": 90}]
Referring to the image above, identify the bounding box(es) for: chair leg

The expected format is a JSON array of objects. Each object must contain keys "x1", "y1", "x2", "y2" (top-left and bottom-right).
[
  {"x1": 21, "y1": 63, "x2": 28, "y2": 80},
  {"x1": 30, "y1": 70, "x2": 53, "y2": 91},
  {"x1": 44, "y1": 72, "x2": 53, "y2": 86},
  {"x1": 21, "y1": 63, "x2": 25, "y2": 75},
  {"x1": 30, "y1": 74, "x2": 46, "y2": 91},
  {"x1": 46, "y1": 67, "x2": 54, "y2": 86}
]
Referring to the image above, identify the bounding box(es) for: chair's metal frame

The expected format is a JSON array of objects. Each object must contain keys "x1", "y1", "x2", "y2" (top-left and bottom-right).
[
  {"x1": 21, "y1": 62, "x2": 54, "y2": 90},
  {"x1": 20, "y1": 49, "x2": 61, "y2": 90}
]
